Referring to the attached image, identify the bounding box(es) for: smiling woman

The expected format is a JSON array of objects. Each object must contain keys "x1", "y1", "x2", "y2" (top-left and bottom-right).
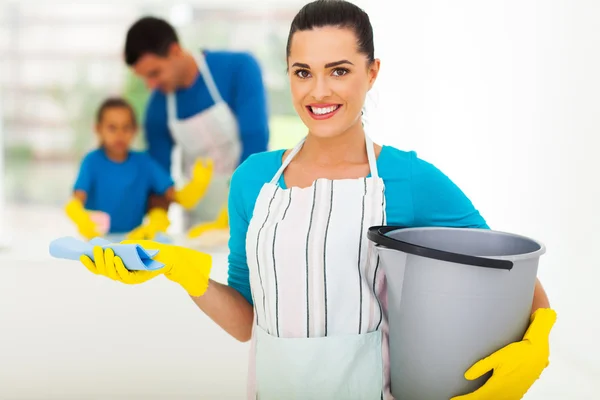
[
  {"x1": 287, "y1": 13, "x2": 378, "y2": 137},
  {"x1": 78, "y1": 1, "x2": 556, "y2": 399}
]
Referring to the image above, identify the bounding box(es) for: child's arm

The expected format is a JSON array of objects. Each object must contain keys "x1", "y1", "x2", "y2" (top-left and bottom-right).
[
  {"x1": 73, "y1": 190, "x2": 87, "y2": 203},
  {"x1": 125, "y1": 157, "x2": 175, "y2": 240},
  {"x1": 65, "y1": 157, "x2": 101, "y2": 240},
  {"x1": 65, "y1": 195, "x2": 101, "y2": 240}
]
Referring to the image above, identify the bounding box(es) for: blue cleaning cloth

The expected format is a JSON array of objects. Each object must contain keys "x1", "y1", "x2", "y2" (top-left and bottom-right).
[
  {"x1": 102, "y1": 233, "x2": 173, "y2": 244},
  {"x1": 49, "y1": 237, "x2": 165, "y2": 271}
]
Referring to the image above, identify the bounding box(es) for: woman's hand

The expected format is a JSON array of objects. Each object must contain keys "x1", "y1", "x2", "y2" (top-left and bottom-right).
[
  {"x1": 79, "y1": 241, "x2": 211, "y2": 297},
  {"x1": 120, "y1": 240, "x2": 212, "y2": 297},
  {"x1": 80, "y1": 246, "x2": 163, "y2": 284},
  {"x1": 451, "y1": 308, "x2": 557, "y2": 400}
]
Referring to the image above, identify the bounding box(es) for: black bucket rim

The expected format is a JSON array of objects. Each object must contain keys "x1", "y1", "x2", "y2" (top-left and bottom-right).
[{"x1": 367, "y1": 226, "x2": 517, "y2": 271}]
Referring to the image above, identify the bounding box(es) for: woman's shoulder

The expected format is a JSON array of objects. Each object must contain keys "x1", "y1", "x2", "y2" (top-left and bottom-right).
[
  {"x1": 378, "y1": 145, "x2": 416, "y2": 163},
  {"x1": 229, "y1": 150, "x2": 285, "y2": 217},
  {"x1": 377, "y1": 145, "x2": 418, "y2": 180},
  {"x1": 231, "y1": 150, "x2": 285, "y2": 189},
  {"x1": 378, "y1": 145, "x2": 442, "y2": 178},
  {"x1": 378, "y1": 145, "x2": 453, "y2": 195}
]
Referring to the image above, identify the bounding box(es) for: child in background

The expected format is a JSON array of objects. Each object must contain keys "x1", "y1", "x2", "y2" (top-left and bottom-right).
[{"x1": 65, "y1": 97, "x2": 212, "y2": 240}]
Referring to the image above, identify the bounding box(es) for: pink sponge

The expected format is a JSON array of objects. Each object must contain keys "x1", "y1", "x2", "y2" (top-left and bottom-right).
[{"x1": 90, "y1": 211, "x2": 110, "y2": 235}]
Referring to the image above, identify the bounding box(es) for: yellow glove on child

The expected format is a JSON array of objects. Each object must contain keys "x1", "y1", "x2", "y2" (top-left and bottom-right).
[
  {"x1": 65, "y1": 198, "x2": 101, "y2": 240},
  {"x1": 79, "y1": 241, "x2": 212, "y2": 297},
  {"x1": 175, "y1": 158, "x2": 214, "y2": 210},
  {"x1": 451, "y1": 308, "x2": 557, "y2": 400},
  {"x1": 187, "y1": 203, "x2": 229, "y2": 238},
  {"x1": 126, "y1": 208, "x2": 170, "y2": 240}
]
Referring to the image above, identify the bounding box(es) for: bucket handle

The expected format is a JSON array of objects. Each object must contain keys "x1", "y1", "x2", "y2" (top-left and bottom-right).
[{"x1": 367, "y1": 226, "x2": 514, "y2": 271}]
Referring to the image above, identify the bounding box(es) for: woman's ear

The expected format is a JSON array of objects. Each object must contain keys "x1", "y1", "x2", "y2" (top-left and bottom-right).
[{"x1": 368, "y1": 59, "x2": 381, "y2": 90}]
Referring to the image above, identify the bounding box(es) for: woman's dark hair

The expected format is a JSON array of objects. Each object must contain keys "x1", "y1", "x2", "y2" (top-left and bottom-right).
[
  {"x1": 96, "y1": 97, "x2": 137, "y2": 127},
  {"x1": 286, "y1": 0, "x2": 375, "y2": 63},
  {"x1": 124, "y1": 16, "x2": 179, "y2": 66}
]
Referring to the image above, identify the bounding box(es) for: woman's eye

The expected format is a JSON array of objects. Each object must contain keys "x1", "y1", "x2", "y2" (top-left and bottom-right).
[
  {"x1": 295, "y1": 69, "x2": 311, "y2": 79},
  {"x1": 332, "y1": 68, "x2": 349, "y2": 77}
]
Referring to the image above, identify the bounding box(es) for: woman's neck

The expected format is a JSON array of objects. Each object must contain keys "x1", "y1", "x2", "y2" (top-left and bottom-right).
[{"x1": 299, "y1": 120, "x2": 367, "y2": 166}]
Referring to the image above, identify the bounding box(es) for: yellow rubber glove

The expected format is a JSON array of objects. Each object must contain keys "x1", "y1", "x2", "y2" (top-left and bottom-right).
[
  {"x1": 126, "y1": 208, "x2": 170, "y2": 240},
  {"x1": 65, "y1": 198, "x2": 101, "y2": 240},
  {"x1": 187, "y1": 203, "x2": 229, "y2": 238},
  {"x1": 80, "y1": 246, "x2": 163, "y2": 284},
  {"x1": 451, "y1": 308, "x2": 557, "y2": 400},
  {"x1": 121, "y1": 240, "x2": 212, "y2": 296},
  {"x1": 175, "y1": 158, "x2": 214, "y2": 210}
]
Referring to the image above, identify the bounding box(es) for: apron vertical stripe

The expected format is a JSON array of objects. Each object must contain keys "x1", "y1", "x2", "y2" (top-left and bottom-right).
[
  {"x1": 323, "y1": 180, "x2": 334, "y2": 337},
  {"x1": 373, "y1": 256, "x2": 383, "y2": 331},
  {"x1": 306, "y1": 183, "x2": 318, "y2": 338},
  {"x1": 255, "y1": 186, "x2": 279, "y2": 333},
  {"x1": 272, "y1": 224, "x2": 280, "y2": 337},
  {"x1": 375, "y1": 182, "x2": 386, "y2": 331},
  {"x1": 272, "y1": 189, "x2": 292, "y2": 337},
  {"x1": 357, "y1": 177, "x2": 367, "y2": 334},
  {"x1": 282, "y1": 188, "x2": 293, "y2": 220}
]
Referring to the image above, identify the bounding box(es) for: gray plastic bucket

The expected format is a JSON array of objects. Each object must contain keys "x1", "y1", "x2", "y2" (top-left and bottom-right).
[{"x1": 367, "y1": 226, "x2": 545, "y2": 400}]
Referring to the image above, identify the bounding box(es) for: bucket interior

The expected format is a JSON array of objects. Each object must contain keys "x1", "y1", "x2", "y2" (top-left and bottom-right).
[{"x1": 385, "y1": 228, "x2": 542, "y2": 258}]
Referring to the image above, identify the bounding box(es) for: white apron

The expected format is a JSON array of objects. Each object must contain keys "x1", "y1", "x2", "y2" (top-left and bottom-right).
[
  {"x1": 245, "y1": 134, "x2": 392, "y2": 400},
  {"x1": 167, "y1": 51, "x2": 241, "y2": 227}
]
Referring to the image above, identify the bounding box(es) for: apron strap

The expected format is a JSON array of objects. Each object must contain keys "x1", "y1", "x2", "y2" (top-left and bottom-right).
[
  {"x1": 165, "y1": 50, "x2": 224, "y2": 123},
  {"x1": 269, "y1": 133, "x2": 379, "y2": 185},
  {"x1": 365, "y1": 134, "x2": 379, "y2": 179},
  {"x1": 269, "y1": 137, "x2": 306, "y2": 185},
  {"x1": 166, "y1": 93, "x2": 177, "y2": 122},
  {"x1": 194, "y1": 51, "x2": 224, "y2": 104}
]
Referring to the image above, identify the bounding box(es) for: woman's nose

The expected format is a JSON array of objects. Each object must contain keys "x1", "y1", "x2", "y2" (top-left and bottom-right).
[{"x1": 310, "y1": 76, "x2": 333, "y2": 101}]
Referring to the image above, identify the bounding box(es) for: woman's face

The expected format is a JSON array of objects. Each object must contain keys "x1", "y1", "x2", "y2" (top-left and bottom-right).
[{"x1": 288, "y1": 26, "x2": 379, "y2": 139}]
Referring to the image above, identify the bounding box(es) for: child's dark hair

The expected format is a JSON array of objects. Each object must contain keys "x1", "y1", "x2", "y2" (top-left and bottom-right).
[
  {"x1": 286, "y1": 0, "x2": 375, "y2": 64},
  {"x1": 96, "y1": 97, "x2": 137, "y2": 127}
]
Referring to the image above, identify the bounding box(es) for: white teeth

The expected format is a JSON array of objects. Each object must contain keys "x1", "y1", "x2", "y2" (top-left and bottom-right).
[{"x1": 310, "y1": 105, "x2": 339, "y2": 115}]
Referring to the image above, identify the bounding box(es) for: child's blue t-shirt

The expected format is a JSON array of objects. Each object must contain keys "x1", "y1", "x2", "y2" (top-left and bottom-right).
[
  {"x1": 73, "y1": 149, "x2": 174, "y2": 233},
  {"x1": 226, "y1": 145, "x2": 490, "y2": 305}
]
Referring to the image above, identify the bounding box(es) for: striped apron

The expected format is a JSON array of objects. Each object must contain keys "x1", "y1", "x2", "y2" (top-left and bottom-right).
[{"x1": 245, "y1": 134, "x2": 392, "y2": 399}]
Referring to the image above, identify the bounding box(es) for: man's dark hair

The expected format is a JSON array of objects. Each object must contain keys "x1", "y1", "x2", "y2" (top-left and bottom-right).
[{"x1": 124, "y1": 16, "x2": 179, "y2": 66}]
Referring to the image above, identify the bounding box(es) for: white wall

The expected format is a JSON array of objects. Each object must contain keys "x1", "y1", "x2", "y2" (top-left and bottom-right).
[{"x1": 362, "y1": 0, "x2": 600, "y2": 384}]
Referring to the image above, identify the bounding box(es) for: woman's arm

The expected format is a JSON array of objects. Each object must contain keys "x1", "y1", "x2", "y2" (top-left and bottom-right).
[
  {"x1": 531, "y1": 278, "x2": 550, "y2": 313},
  {"x1": 191, "y1": 281, "x2": 254, "y2": 342}
]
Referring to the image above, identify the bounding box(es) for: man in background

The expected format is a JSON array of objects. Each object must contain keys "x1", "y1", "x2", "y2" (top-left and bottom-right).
[{"x1": 124, "y1": 16, "x2": 270, "y2": 238}]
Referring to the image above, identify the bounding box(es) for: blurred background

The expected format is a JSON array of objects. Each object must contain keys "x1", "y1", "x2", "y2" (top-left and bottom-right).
[
  {"x1": 0, "y1": 1, "x2": 306, "y2": 207},
  {"x1": 1, "y1": 0, "x2": 599, "y2": 399}
]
